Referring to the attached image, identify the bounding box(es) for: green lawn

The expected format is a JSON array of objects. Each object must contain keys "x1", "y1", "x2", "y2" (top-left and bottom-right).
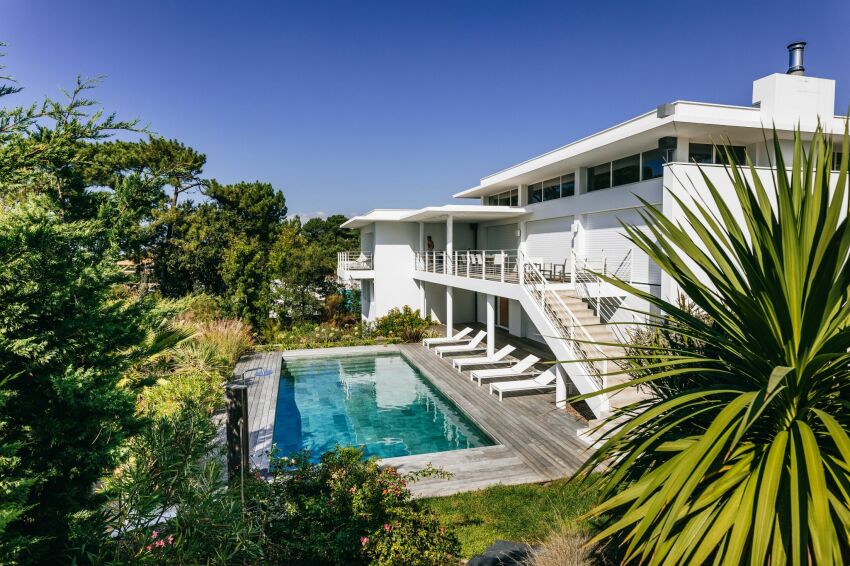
[{"x1": 422, "y1": 479, "x2": 599, "y2": 559}]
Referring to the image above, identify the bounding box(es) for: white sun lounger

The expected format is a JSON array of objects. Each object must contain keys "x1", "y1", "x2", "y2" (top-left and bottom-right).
[
  {"x1": 490, "y1": 367, "x2": 558, "y2": 400},
  {"x1": 435, "y1": 331, "x2": 487, "y2": 357},
  {"x1": 422, "y1": 327, "x2": 473, "y2": 348},
  {"x1": 452, "y1": 345, "x2": 516, "y2": 371},
  {"x1": 470, "y1": 355, "x2": 540, "y2": 386}
]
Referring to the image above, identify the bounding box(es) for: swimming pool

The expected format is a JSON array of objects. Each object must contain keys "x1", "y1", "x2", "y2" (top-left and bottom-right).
[{"x1": 273, "y1": 352, "x2": 494, "y2": 460}]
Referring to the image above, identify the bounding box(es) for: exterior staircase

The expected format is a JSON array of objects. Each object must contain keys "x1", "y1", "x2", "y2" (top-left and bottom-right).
[
  {"x1": 552, "y1": 290, "x2": 649, "y2": 444},
  {"x1": 516, "y1": 250, "x2": 649, "y2": 437}
]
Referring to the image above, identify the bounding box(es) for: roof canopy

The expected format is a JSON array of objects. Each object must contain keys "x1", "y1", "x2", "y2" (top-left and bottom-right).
[{"x1": 341, "y1": 205, "x2": 527, "y2": 228}]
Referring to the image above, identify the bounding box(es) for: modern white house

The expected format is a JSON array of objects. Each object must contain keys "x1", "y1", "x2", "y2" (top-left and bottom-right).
[{"x1": 338, "y1": 43, "x2": 847, "y2": 422}]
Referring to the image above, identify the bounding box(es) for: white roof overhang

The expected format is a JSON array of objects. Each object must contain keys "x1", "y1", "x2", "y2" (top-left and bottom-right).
[
  {"x1": 341, "y1": 205, "x2": 526, "y2": 229},
  {"x1": 454, "y1": 102, "x2": 849, "y2": 199}
]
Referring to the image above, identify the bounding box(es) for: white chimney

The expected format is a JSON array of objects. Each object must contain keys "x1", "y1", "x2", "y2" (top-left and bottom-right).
[{"x1": 752, "y1": 42, "x2": 835, "y2": 129}]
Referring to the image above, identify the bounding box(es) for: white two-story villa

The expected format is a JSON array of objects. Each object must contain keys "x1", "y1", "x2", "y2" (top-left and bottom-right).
[{"x1": 337, "y1": 43, "x2": 846, "y2": 422}]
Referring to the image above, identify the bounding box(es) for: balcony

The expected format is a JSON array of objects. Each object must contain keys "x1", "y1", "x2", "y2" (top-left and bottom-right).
[
  {"x1": 414, "y1": 249, "x2": 583, "y2": 285},
  {"x1": 337, "y1": 251, "x2": 374, "y2": 281},
  {"x1": 415, "y1": 250, "x2": 521, "y2": 283}
]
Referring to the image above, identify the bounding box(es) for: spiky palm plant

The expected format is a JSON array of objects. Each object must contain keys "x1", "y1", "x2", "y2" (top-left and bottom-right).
[{"x1": 577, "y1": 126, "x2": 850, "y2": 565}]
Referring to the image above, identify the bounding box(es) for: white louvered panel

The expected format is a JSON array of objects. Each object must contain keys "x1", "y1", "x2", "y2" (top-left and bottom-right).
[
  {"x1": 526, "y1": 216, "x2": 574, "y2": 267},
  {"x1": 584, "y1": 207, "x2": 659, "y2": 286},
  {"x1": 485, "y1": 223, "x2": 519, "y2": 250}
]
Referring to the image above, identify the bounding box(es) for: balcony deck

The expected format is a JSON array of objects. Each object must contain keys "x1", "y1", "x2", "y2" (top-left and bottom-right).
[
  {"x1": 414, "y1": 249, "x2": 573, "y2": 286},
  {"x1": 235, "y1": 339, "x2": 593, "y2": 498}
]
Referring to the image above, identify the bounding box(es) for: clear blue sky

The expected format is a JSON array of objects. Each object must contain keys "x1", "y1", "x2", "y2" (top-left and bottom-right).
[{"x1": 3, "y1": 0, "x2": 849, "y2": 217}]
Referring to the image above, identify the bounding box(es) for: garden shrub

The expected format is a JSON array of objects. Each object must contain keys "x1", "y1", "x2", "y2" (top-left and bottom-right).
[
  {"x1": 88, "y1": 444, "x2": 459, "y2": 565},
  {"x1": 77, "y1": 406, "x2": 267, "y2": 564},
  {"x1": 373, "y1": 306, "x2": 432, "y2": 343},
  {"x1": 195, "y1": 319, "x2": 254, "y2": 366},
  {"x1": 181, "y1": 293, "x2": 225, "y2": 323},
  {"x1": 261, "y1": 447, "x2": 459, "y2": 565},
  {"x1": 259, "y1": 321, "x2": 396, "y2": 351}
]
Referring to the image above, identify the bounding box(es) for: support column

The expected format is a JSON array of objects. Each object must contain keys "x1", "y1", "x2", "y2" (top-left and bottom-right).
[
  {"x1": 445, "y1": 286, "x2": 454, "y2": 337},
  {"x1": 446, "y1": 215, "x2": 454, "y2": 275},
  {"x1": 419, "y1": 281, "x2": 426, "y2": 316},
  {"x1": 673, "y1": 137, "x2": 690, "y2": 163},
  {"x1": 486, "y1": 294, "x2": 496, "y2": 357},
  {"x1": 555, "y1": 364, "x2": 568, "y2": 409},
  {"x1": 419, "y1": 222, "x2": 425, "y2": 251},
  {"x1": 575, "y1": 167, "x2": 587, "y2": 195}
]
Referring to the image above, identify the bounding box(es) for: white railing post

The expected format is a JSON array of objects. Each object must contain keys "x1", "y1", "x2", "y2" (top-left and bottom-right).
[
  {"x1": 598, "y1": 251, "x2": 604, "y2": 306},
  {"x1": 500, "y1": 250, "x2": 505, "y2": 282},
  {"x1": 571, "y1": 251, "x2": 577, "y2": 285}
]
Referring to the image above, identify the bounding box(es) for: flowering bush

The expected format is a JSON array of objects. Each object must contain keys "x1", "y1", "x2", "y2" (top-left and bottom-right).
[
  {"x1": 262, "y1": 447, "x2": 459, "y2": 565},
  {"x1": 373, "y1": 306, "x2": 433, "y2": 343}
]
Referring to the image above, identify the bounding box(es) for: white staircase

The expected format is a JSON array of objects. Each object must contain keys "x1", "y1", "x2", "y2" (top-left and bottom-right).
[
  {"x1": 554, "y1": 291, "x2": 647, "y2": 410},
  {"x1": 516, "y1": 251, "x2": 648, "y2": 441}
]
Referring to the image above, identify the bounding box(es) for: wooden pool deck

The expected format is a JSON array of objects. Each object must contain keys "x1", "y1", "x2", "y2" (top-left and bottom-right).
[{"x1": 233, "y1": 343, "x2": 592, "y2": 497}]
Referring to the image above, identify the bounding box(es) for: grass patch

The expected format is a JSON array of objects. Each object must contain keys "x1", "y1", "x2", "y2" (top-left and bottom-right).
[{"x1": 421, "y1": 478, "x2": 599, "y2": 559}]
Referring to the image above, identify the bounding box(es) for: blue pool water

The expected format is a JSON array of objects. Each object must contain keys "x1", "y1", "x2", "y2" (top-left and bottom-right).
[{"x1": 273, "y1": 353, "x2": 494, "y2": 460}]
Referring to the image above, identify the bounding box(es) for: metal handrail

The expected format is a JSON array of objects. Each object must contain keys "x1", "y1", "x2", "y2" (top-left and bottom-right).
[
  {"x1": 571, "y1": 250, "x2": 633, "y2": 343},
  {"x1": 337, "y1": 251, "x2": 373, "y2": 271},
  {"x1": 518, "y1": 249, "x2": 606, "y2": 388},
  {"x1": 414, "y1": 249, "x2": 520, "y2": 283}
]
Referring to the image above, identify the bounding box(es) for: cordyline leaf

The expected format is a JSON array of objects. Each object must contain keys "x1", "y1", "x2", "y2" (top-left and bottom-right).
[{"x1": 573, "y1": 126, "x2": 850, "y2": 564}]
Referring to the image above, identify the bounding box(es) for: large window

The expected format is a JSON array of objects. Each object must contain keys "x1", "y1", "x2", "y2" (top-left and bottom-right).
[
  {"x1": 526, "y1": 174, "x2": 575, "y2": 204},
  {"x1": 641, "y1": 148, "x2": 665, "y2": 180},
  {"x1": 689, "y1": 143, "x2": 747, "y2": 165},
  {"x1": 688, "y1": 143, "x2": 714, "y2": 164},
  {"x1": 612, "y1": 154, "x2": 640, "y2": 187},
  {"x1": 560, "y1": 173, "x2": 575, "y2": 197},
  {"x1": 715, "y1": 146, "x2": 747, "y2": 165},
  {"x1": 542, "y1": 177, "x2": 561, "y2": 200},
  {"x1": 587, "y1": 162, "x2": 611, "y2": 191},
  {"x1": 486, "y1": 188, "x2": 519, "y2": 206}
]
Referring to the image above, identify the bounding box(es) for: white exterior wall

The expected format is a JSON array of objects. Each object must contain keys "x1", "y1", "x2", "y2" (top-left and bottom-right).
[
  {"x1": 660, "y1": 162, "x2": 844, "y2": 303},
  {"x1": 370, "y1": 222, "x2": 421, "y2": 318}
]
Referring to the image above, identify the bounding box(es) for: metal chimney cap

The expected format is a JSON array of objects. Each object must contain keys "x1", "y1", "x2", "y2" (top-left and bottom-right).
[{"x1": 787, "y1": 41, "x2": 806, "y2": 75}]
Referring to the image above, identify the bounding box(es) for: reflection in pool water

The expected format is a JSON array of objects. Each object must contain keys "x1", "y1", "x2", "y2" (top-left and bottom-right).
[{"x1": 273, "y1": 353, "x2": 494, "y2": 460}]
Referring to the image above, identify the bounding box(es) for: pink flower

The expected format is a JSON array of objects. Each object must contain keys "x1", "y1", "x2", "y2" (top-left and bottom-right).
[
  {"x1": 360, "y1": 536, "x2": 369, "y2": 546},
  {"x1": 167, "y1": 534, "x2": 174, "y2": 544},
  {"x1": 150, "y1": 530, "x2": 159, "y2": 539},
  {"x1": 145, "y1": 544, "x2": 152, "y2": 552},
  {"x1": 383, "y1": 523, "x2": 392, "y2": 533},
  {"x1": 155, "y1": 539, "x2": 165, "y2": 548}
]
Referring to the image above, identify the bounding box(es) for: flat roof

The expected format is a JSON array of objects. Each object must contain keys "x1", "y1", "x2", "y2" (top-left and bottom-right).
[
  {"x1": 341, "y1": 205, "x2": 527, "y2": 228},
  {"x1": 454, "y1": 100, "x2": 849, "y2": 199}
]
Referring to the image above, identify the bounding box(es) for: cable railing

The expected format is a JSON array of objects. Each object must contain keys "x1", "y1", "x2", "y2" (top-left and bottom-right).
[
  {"x1": 519, "y1": 249, "x2": 606, "y2": 388},
  {"x1": 571, "y1": 250, "x2": 633, "y2": 343},
  {"x1": 337, "y1": 251, "x2": 373, "y2": 271},
  {"x1": 414, "y1": 250, "x2": 520, "y2": 283}
]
